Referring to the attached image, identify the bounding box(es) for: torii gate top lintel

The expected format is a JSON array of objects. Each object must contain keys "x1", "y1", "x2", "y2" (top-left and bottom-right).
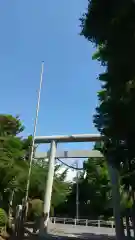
[{"x1": 34, "y1": 133, "x2": 103, "y2": 144}]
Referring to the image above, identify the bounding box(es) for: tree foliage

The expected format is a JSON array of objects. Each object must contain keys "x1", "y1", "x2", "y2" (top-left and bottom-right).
[
  {"x1": 0, "y1": 114, "x2": 70, "y2": 214},
  {"x1": 55, "y1": 143, "x2": 112, "y2": 219},
  {"x1": 0, "y1": 114, "x2": 24, "y2": 136},
  {"x1": 0, "y1": 208, "x2": 8, "y2": 227},
  {"x1": 80, "y1": 0, "x2": 135, "y2": 189}
]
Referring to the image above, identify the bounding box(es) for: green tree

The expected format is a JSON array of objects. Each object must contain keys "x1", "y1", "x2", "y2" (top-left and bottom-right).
[
  {"x1": 0, "y1": 115, "x2": 28, "y2": 209},
  {"x1": 0, "y1": 114, "x2": 70, "y2": 216},
  {"x1": 80, "y1": 0, "x2": 135, "y2": 235},
  {"x1": 80, "y1": 0, "x2": 135, "y2": 181},
  {"x1": 29, "y1": 159, "x2": 70, "y2": 213},
  {"x1": 56, "y1": 143, "x2": 112, "y2": 219}
]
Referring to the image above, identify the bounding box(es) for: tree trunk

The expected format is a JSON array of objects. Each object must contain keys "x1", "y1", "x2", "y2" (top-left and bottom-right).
[
  {"x1": 131, "y1": 205, "x2": 135, "y2": 237},
  {"x1": 125, "y1": 211, "x2": 131, "y2": 238},
  {"x1": 108, "y1": 163, "x2": 125, "y2": 240},
  {"x1": 130, "y1": 189, "x2": 135, "y2": 236},
  {"x1": 8, "y1": 190, "x2": 14, "y2": 228}
]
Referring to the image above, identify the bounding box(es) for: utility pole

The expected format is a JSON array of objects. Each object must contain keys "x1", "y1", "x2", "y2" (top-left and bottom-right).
[{"x1": 76, "y1": 160, "x2": 79, "y2": 220}]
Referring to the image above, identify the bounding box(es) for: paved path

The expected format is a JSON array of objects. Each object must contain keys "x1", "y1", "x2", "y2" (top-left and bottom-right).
[
  {"x1": 24, "y1": 222, "x2": 134, "y2": 239},
  {"x1": 48, "y1": 223, "x2": 115, "y2": 238}
]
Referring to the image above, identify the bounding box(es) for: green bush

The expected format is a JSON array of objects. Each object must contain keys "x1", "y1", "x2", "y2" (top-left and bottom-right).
[
  {"x1": 28, "y1": 199, "x2": 43, "y2": 220},
  {"x1": 0, "y1": 208, "x2": 8, "y2": 226}
]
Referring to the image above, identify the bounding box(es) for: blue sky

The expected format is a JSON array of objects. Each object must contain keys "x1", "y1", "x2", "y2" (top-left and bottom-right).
[{"x1": 0, "y1": 1, "x2": 102, "y2": 153}]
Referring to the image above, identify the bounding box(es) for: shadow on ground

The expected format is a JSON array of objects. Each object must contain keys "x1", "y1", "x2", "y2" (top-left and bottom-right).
[
  {"x1": 9, "y1": 230, "x2": 117, "y2": 240},
  {"x1": 69, "y1": 232, "x2": 115, "y2": 240}
]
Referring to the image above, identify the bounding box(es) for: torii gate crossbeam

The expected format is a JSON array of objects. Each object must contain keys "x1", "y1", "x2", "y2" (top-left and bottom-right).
[{"x1": 34, "y1": 133, "x2": 103, "y2": 144}]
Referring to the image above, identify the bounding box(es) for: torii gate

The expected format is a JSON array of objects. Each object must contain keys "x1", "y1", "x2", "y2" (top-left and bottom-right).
[{"x1": 34, "y1": 133, "x2": 122, "y2": 240}]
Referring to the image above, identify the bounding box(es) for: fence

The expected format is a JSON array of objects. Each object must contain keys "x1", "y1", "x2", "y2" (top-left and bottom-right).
[{"x1": 50, "y1": 217, "x2": 115, "y2": 229}]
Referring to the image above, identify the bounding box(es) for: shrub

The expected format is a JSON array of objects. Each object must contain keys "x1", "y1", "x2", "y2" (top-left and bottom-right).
[
  {"x1": 28, "y1": 199, "x2": 43, "y2": 220},
  {"x1": 0, "y1": 209, "x2": 8, "y2": 227}
]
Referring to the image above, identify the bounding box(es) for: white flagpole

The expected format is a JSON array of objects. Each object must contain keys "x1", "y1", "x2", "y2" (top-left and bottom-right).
[{"x1": 25, "y1": 61, "x2": 44, "y2": 203}]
